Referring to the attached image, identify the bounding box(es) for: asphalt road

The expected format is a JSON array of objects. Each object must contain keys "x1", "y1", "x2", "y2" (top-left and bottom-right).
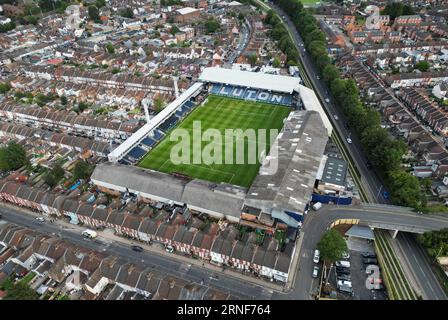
[
  {"x1": 227, "y1": 18, "x2": 251, "y2": 63},
  {"x1": 396, "y1": 232, "x2": 447, "y2": 300},
  {"x1": 267, "y1": 2, "x2": 387, "y2": 203}
]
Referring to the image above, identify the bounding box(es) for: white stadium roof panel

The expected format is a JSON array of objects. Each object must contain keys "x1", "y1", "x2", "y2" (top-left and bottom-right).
[{"x1": 199, "y1": 67, "x2": 302, "y2": 94}]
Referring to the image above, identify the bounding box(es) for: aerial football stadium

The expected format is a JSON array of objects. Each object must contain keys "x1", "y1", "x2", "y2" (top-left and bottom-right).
[{"x1": 95, "y1": 67, "x2": 332, "y2": 226}]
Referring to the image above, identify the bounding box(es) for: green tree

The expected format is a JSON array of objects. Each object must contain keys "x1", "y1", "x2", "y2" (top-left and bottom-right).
[
  {"x1": 88, "y1": 5, "x2": 100, "y2": 22},
  {"x1": 44, "y1": 163, "x2": 65, "y2": 187},
  {"x1": 0, "y1": 82, "x2": 11, "y2": 94},
  {"x1": 203, "y1": 18, "x2": 220, "y2": 34},
  {"x1": 106, "y1": 43, "x2": 115, "y2": 54},
  {"x1": 170, "y1": 25, "x2": 180, "y2": 35},
  {"x1": 60, "y1": 95, "x2": 67, "y2": 105},
  {"x1": 415, "y1": 61, "x2": 430, "y2": 72},
  {"x1": 248, "y1": 53, "x2": 258, "y2": 66},
  {"x1": 78, "y1": 102, "x2": 89, "y2": 112},
  {"x1": 388, "y1": 169, "x2": 426, "y2": 209},
  {"x1": 0, "y1": 22, "x2": 16, "y2": 33},
  {"x1": 418, "y1": 229, "x2": 448, "y2": 257},
  {"x1": 4, "y1": 281, "x2": 38, "y2": 300},
  {"x1": 0, "y1": 141, "x2": 29, "y2": 171},
  {"x1": 317, "y1": 229, "x2": 348, "y2": 263},
  {"x1": 120, "y1": 8, "x2": 134, "y2": 19},
  {"x1": 272, "y1": 57, "x2": 281, "y2": 68},
  {"x1": 322, "y1": 64, "x2": 340, "y2": 84},
  {"x1": 95, "y1": 0, "x2": 106, "y2": 8},
  {"x1": 73, "y1": 161, "x2": 94, "y2": 180},
  {"x1": 154, "y1": 97, "x2": 166, "y2": 112}
]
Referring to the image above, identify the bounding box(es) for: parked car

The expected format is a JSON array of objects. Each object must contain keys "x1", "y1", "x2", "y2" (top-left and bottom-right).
[
  {"x1": 337, "y1": 280, "x2": 352, "y2": 288},
  {"x1": 346, "y1": 137, "x2": 352, "y2": 144},
  {"x1": 325, "y1": 98, "x2": 330, "y2": 103},
  {"x1": 312, "y1": 202, "x2": 322, "y2": 211},
  {"x1": 338, "y1": 285, "x2": 354, "y2": 295},
  {"x1": 336, "y1": 260, "x2": 350, "y2": 268},
  {"x1": 362, "y1": 252, "x2": 377, "y2": 259},
  {"x1": 131, "y1": 245, "x2": 143, "y2": 252},
  {"x1": 35, "y1": 217, "x2": 45, "y2": 223},
  {"x1": 312, "y1": 266, "x2": 319, "y2": 278},
  {"x1": 363, "y1": 258, "x2": 378, "y2": 265},
  {"x1": 337, "y1": 274, "x2": 351, "y2": 281},
  {"x1": 336, "y1": 267, "x2": 350, "y2": 275},
  {"x1": 333, "y1": 114, "x2": 339, "y2": 120},
  {"x1": 342, "y1": 252, "x2": 350, "y2": 260},
  {"x1": 313, "y1": 249, "x2": 320, "y2": 264},
  {"x1": 165, "y1": 245, "x2": 174, "y2": 253}
]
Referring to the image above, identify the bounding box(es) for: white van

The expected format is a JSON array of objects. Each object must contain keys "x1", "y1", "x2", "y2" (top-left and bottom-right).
[
  {"x1": 335, "y1": 260, "x2": 350, "y2": 268},
  {"x1": 313, "y1": 249, "x2": 320, "y2": 263},
  {"x1": 312, "y1": 202, "x2": 322, "y2": 211},
  {"x1": 82, "y1": 229, "x2": 97, "y2": 239}
]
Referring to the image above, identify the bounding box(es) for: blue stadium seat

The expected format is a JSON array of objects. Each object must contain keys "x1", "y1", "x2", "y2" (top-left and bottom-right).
[
  {"x1": 141, "y1": 137, "x2": 156, "y2": 148},
  {"x1": 158, "y1": 114, "x2": 179, "y2": 132},
  {"x1": 152, "y1": 130, "x2": 164, "y2": 140},
  {"x1": 128, "y1": 147, "x2": 146, "y2": 160}
]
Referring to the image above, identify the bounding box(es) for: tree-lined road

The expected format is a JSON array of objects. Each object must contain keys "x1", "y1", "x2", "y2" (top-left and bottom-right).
[{"x1": 265, "y1": 1, "x2": 387, "y2": 203}]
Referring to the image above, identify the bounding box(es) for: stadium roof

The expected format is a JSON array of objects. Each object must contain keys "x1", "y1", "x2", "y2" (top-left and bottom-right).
[
  {"x1": 244, "y1": 111, "x2": 328, "y2": 216},
  {"x1": 199, "y1": 67, "x2": 302, "y2": 94},
  {"x1": 108, "y1": 82, "x2": 203, "y2": 162},
  {"x1": 91, "y1": 163, "x2": 247, "y2": 220},
  {"x1": 297, "y1": 85, "x2": 333, "y2": 136}
]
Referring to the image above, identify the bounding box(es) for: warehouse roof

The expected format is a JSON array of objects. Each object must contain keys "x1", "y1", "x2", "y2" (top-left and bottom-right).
[
  {"x1": 244, "y1": 111, "x2": 328, "y2": 215},
  {"x1": 199, "y1": 67, "x2": 302, "y2": 94}
]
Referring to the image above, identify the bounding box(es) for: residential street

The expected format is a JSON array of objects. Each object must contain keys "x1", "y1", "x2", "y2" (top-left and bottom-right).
[{"x1": 3, "y1": 202, "x2": 448, "y2": 300}]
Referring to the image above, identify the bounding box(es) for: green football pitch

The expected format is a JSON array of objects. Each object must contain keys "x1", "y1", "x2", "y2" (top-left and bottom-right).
[{"x1": 138, "y1": 95, "x2": 291, "y2": 188}]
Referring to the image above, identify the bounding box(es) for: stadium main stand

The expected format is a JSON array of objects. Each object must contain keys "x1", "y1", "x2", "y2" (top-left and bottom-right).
[{"x1": 209, "y1": 84, "x2": 293, "y2": 107}]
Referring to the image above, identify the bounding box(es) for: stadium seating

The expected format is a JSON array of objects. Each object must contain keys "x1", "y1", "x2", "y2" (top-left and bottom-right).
[
  {"x1": 209, "y1": 84, "x2": 293, "y2": 107},
  {"x1": 128, "y1": 146, "x2": 147, "y2": 161},
  {"x1": 141, "y1": 137, "x2": 156, "y2": 148},
  {"x1": 152, "y1": 129, "x2": 165, "y2": 141},
  {"x1": 183, "y1": 100, "x2": 195, "y2": 109},
  {"x1": 158, "y1": 114, "x2": 179, "y2": 132}
]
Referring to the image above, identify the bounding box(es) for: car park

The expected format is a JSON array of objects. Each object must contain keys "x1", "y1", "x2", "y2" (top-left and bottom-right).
[
  {"x1": 363, "y1": 258, "x2": 378, "y2": 265},
  {"x1": 312, "y1": 266, "x2": 319, "y2": 278},
  {"x1": 131, "y1": 245, "x2": 143, "y2": 252},
  {"x1": 337, "y1": 274, "x2": 351, "y2": 281},
  {"x1": 336, "y1": 260, "x2": 350, "y2": 268},
  {"x1": 313, "y1": 249, "x2": 320, "y2": 263},
  {"x1": 361, "y1": 252, "x2": 376, "y2": 259},
  {"x1": 336, "y1": 267, "x2": 350, "y2": 275},
  {"x1": 337, "y1": 280, "x2": 352, "y2": 288}
]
